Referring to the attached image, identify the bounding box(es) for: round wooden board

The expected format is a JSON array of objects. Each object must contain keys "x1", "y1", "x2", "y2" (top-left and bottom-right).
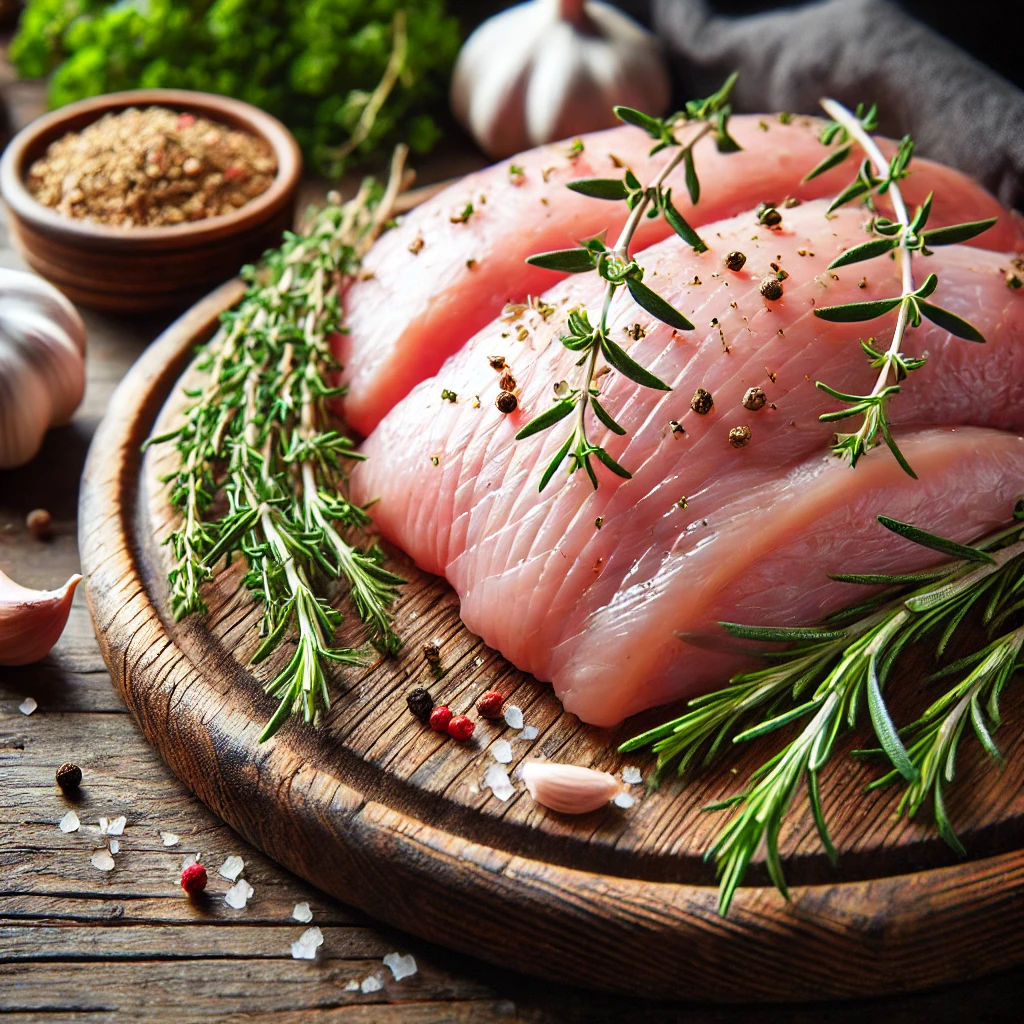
[{"x1": 79, "y1": 280, "x2": 1024, "y2": 1003}]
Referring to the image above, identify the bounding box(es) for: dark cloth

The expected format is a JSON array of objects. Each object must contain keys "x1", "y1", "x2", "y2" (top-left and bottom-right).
[{"x1": 646, "y1": 0, "x2": 1024, "y2": 209}]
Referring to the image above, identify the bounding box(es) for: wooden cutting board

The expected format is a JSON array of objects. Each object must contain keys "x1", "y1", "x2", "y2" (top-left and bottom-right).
[{"x1": 79, "y1": 278, "x2": 1024, "y2": 1003}]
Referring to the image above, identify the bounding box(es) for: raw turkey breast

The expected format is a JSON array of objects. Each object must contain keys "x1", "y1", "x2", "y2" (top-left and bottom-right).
[
  {"x1": 339, "y1": 116, "x2": 1023, "y2": 436},
  {"x1": 351, "y1": 200, "x2": 1024, "y2": 725}
]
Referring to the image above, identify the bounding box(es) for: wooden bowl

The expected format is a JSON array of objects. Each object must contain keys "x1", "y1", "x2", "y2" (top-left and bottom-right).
[{"x1": 0, "y1": 89, "x2": 302, "y2": 312}]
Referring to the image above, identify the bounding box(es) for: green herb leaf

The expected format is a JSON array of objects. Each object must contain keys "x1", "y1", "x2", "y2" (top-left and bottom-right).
[
  {"x1": 613, "y1": 105, "x2": 665, "y2": 139},
  {"x1": 538, "y1": 435, "x2": 573, "y2": 492},
  {"x1": 662, "y1": 188, "x2": 709, "y2": 252},
  {"x1": 515, "y1": 399, "x2": 575, "y2": 440},
  {"x1": 814, "y1": 295, "x2": 903, "y2": 322},
  {"x1": 827, "y1": 236, "x2": 900, "y2": 269},
  {"x1": 916, "y1": 301, "x2": 986, "y2": 342},
  {"x1": 876, "y1": 515, "x2": 995, "y2": 564},
  {"x1": 803, "y1": 143, "x2": 852, "y2": 182},
  {"x1": 566, "y1": 177, "x2": 630, "y2": 201},
  {"x1": 683, "y1": 147, "x2": 700, "y2": 205},
  {"x1": 625, "y1": 277, "x2": 694, "y2": 331},
  {"x1": 590, "y1": 395, "x2": 627, "y2": 435},
  {"x1": 921, "y1": 217, "x2": 997, "y2": 247},
  {"x1": 526, "y1": 247, "x2": 597, "y2": 273},
  {"x1": 600, "y1": 330, "x2": 673, "y2": 390}
]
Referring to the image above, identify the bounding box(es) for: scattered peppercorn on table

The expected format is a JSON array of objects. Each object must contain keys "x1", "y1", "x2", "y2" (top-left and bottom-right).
[{"x1": 1, "y1": 91, "x2": 1023, "y2": 1024}]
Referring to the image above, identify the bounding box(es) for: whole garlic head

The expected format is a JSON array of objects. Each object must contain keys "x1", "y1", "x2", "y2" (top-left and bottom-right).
[
  {"x1": 0, "y1": 268, "x2": 87, "y2": 469},
  {"x1": 0, "y1": 567, "x2": 81, "y2": 666},
  {"x1": 451, "y1": 0, "x2": 671, "y2": 158}
]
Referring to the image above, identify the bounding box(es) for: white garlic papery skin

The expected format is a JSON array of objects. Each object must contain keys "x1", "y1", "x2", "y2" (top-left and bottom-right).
[
  {"x1": 0, "y1": 567, "x2": 81, "y2": 666},
  {"x1": 451, "y1": 0, "x2": 671, "y2": 158},
  {"x1": 520, "y1": 760, "x2": 623, "y2": 814},
  {"x1": 0, "y1": 268, "x2": 87, "y2": 469}
]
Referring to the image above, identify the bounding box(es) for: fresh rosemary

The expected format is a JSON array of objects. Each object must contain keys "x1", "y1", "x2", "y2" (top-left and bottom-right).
[
  {"x1": 807, "y1": 99, "x2": 996, "y2": 477},
  {"x1": 622, "y1": 507, "x2": 1024, "y2": 914},
  {"x1": 516, "y1": 74, "x2": 742, "y2": 491},
  {"x1": 147, "y1": 153, "x2": 409, "y2": 742}
]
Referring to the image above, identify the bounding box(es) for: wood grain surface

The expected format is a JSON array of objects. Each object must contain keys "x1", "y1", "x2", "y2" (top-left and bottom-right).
[{"x1": 75, "y1": 262, "x2": 1024, "y2": 1002}]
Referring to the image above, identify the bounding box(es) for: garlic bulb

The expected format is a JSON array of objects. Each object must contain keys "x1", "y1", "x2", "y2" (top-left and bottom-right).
[
  {"x1": 0, "y1": 268, "x2": 87, "y2": 469},
  {"x1": 0, "y1": 567, "x2": 81, "y2": 666},
  {"x1": 451, "y1": 0, "x2": 671, "y2": 158},
  {"x1": 520, "y1": 760, "x2": 623, "y2": 814}
]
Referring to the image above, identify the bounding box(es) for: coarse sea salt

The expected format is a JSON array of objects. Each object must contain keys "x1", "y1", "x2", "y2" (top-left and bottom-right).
[
  {"x1": 344, "y1": 980, "x2": 360, "y2": 992},
  {"x1": 218, "y1": 855, "x2": 245, "y2": 881},
  {"x1": 105, "y1": 816, "x2": 126, "y2": 836},
  {"x1": 58, "y1": 810, "x2": 79, "y2": 833},
  {"x1": 361, "y1": 974, "x2": 384, "y2": 993},
  {"x1": 91, "y1": 849, "x2": 115, "y2": 872},
  {"x1": 18, "y1": 697, "x2": 37, "y2": 716},
  {"x1": 490, "y1": 739, "x2": 513, "y2": 764},
  {"x1": 109, "y1": 839, "x2": 120, "y2": 855},
  {"x1": 181, "y1": 853, "x2": 201, "y2": 870},
  {"x1": 225, "y1": 879, "x2": 254, "y2": 910},
  {"x1": 622, "y1": 766, "x2": 642, "y2": 786},
  {"x1": 383, "y1": 952, "x2": 418, "y2": 981},
  {"x1": 484, "y1": 763, "x2": 515, "y2": 802},
  {"x1": 160, "y1": 831, "x2": 180, "y2": 847},
  {"x1": 613, "y1": 791, "x2": 636, "y2": 809},
  {"x1": 503, "y1": 705, "x2": 524, "y2": 730},
  {"x1": 290, "y1": 926, "x2": 324, "y2": 960},
  {"x1": 520, "y1": 725, "x2": 539, "y2": 741},
  {"x1": 292, "y1": 902, "x2": 313, "y2": 923}
]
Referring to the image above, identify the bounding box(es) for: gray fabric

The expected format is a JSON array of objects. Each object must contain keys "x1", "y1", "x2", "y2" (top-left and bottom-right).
[{"x1": 650, "y1": 0, "x2": 1024, "y2": 209}]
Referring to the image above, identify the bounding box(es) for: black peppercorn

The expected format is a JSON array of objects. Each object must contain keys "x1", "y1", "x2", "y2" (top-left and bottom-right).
[
  {"x1": 498, "y1": 371, "x2": 517, "y2": 392},
  {"x1": 724, "y1": 251, "x2": 747, "y2": 272},
  {"x1": 669, "y1": 420, "x2": 684, "y2": 435},
  {"x1": 422, "y1": 640, "x2": 442, "y2": 666},
  {"x1": 406, "y1": 687, "x2": 433, "y2": 723},
  {"x1": 495, "y1": 390, "x2": 518, "y2": 414},
  {"x1": 742, "y1": 387, "x2": 767, "y2": 411},
  {"x1": 690, "y1": 388, "x2": 714, "y2": 415},
  {"x1": 56, "y1": 762, "x2": 82, "y2": 792},
  {"x1": 488, "y1": 354, "x2": 506, "y2": 370},
  {"x1": 760, "y1": 276, "x2": 784, "y2": 301},
  {"x1": 756, "y1": 202, "x2": 782, "y2": 227}
]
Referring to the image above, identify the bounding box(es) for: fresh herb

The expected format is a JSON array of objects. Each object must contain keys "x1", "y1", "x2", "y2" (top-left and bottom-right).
[
  {"x1": 807, "y1": 99, "x2": 995, "y2": 477},
  {"x1": 12, "y1": 2, "x2": 459, "y2": 176},
  {"x1": 517, "y1": 74, "x2": 742, "y2": 492},
  {"x1": 622, "y1": 510, "x2": 1024, "y2": 914},
  {"x1": 145, "y1": 152, "x2": 409, "y2": 742}
]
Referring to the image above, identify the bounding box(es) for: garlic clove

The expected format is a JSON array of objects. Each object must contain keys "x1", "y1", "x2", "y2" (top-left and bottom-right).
[
  {"x1": 0, "y1": 568, "x2": 82, "y2": 666},
  {"x1": 520, "y1": 760, "x2": 623, "y2": 814}
]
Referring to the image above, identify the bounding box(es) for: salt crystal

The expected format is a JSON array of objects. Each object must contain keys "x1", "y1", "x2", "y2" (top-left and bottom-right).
[
  {"x1": 18, "y1": 697, "x2": 37, "y2": 716},
  {"x1": 160, "y1": 831, "x2": 180, "y2": 847},
  {"x1": 474, "y1": 657, "x2": 484, "y2": 667},
  {"x1": 490, "y1": 739, "x2": 513, "y2": 764},
  {"x1": 484, "y1": 763, "x2": 515, "y2": 802},
  {"x1": 344, "y1": 980, "x2": 360, "y2": 991},
  {"x1": 290, "y1": 926, "x2": 323, "y2": 960},
  {"x1": 520, "y1": 725, "x2": 539, "y2": 740},
  {"x1": 622, "y1": 766, "x2": 642, "y2": 786},
  {"x1": 91, "y1": 850, "x2": 115, "y2": 872},
  {"x1": 613, "y1": 791, "x2": 636, "y2": 809},
  {"x1": 181, "y1": 853, "x2": 201, "y2": 870},
  {"x1": 218, "y1": 855, "x2": 244, "y2": 881},
  {"x1": 225, "y1": 879, "x2": 254, "y2": 909},
  {"x1": 383, "y1": 952, "x2": 418, "y2": 981},
  {"x1": 109, "y1": 839, "x2": 120, "y2": 855},
  {"x1": 97, "y1": 817, "x2": 109, "y2": 834},
  {"x1": 292, "y1": 902, "x2": 313, "y2": 923},
  {"x1": 503, "y1": 705, "x2": 524, "y2": 730},
  {"x1": 106, "y1": 816, "x2": 126, "y2": 836},
  {"x1": 58, "y1": 810, "x2": 79, "y2": 833},
  {"x1": 361, "y1": 974, "x2": 384, "y2": 993}
]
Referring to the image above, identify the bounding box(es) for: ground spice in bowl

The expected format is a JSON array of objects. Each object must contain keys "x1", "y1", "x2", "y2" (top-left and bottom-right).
[{"x1": 26, "y1": 106, "x2": 277, "y2": 227}]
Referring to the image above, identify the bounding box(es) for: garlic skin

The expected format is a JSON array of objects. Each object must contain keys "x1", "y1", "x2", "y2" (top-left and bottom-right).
[
  {"x1": 520, "y1": 760, "x2": 623, "y2": 814},
  {"x1": 0, "y1": 567, "x2": 81, "y2": 666},
  {"x1": 451, "y1": 0, "x2": 671, "y2": 159},
  {"x1": 0, "y1": 268, "x2": 87, "y2": 469}
]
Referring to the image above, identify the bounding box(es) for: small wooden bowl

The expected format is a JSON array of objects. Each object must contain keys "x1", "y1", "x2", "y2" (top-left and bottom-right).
[{"x1": 0, "y1": 89, "x2": 302, "y2": 312}]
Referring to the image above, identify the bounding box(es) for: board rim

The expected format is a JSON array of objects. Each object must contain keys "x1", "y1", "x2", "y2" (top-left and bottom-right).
[{"x1": 79, "y1": 279, "x2": 1024, "y2": 1003}]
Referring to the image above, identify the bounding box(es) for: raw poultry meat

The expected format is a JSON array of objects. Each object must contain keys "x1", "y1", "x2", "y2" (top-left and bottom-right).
[
  {"x1": 351, "y1": 200, "x2": 1024, "y2": 725},
  {"x1": 339, "y1": 116, "x2": 1024, "y2": 436}
]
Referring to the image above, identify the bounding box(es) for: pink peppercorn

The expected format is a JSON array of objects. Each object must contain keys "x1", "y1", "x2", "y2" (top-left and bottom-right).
[
  {"x1": 429, "y1": 705, "x2": 453, "y2": 732},
  {"x1": 447, "y1": 715, "x2": 475, "y2": 742},
  {"x1": 476, "y1": 691, "x2": 505, "y2": 719},
  {"x1": 180, "y1": 862, "x2": 207, "y2": 896}
]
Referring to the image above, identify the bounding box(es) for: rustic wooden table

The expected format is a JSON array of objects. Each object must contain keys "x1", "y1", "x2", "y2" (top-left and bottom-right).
[{"x1": 0, "y1": 86, "x2": 1021, "y2": 1024}]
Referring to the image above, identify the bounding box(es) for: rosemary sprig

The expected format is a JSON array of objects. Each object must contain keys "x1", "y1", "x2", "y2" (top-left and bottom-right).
[
  {"x1": 621, "y1": 508, "x2": 1024, "y2": 914},
  {"x1": 147, "y1": 154, "x2": 408, "y2": 742},
  {"x1": 517, "y1": 74, "x2": 742, "y2": 491},
  {"x1": 807, "y1": 99, "x2": 996, "y2": 476}
]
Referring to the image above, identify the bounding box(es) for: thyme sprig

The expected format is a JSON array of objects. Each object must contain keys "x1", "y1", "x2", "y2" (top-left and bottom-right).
[
  {"x1": 622, "y1": 507, "x2": 1024, "y2": 914},
  {"x1": 808, "y1": 99, "x2": 996, "y2": 476},
  {"x1": 147, "y1": 153, "x2": 409, "y2": 742},
  {"x1": 516, "y1": 74, "x2": 742, "y2": 492}
]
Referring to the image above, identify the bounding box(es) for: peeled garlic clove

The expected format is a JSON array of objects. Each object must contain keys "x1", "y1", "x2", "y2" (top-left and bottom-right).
[
  {"x1": 520, "y1": 760, "x2": 623, "y2": 814},
  {"x1": 0, "y1": 568, "x2": 81, "y2": 666}
]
